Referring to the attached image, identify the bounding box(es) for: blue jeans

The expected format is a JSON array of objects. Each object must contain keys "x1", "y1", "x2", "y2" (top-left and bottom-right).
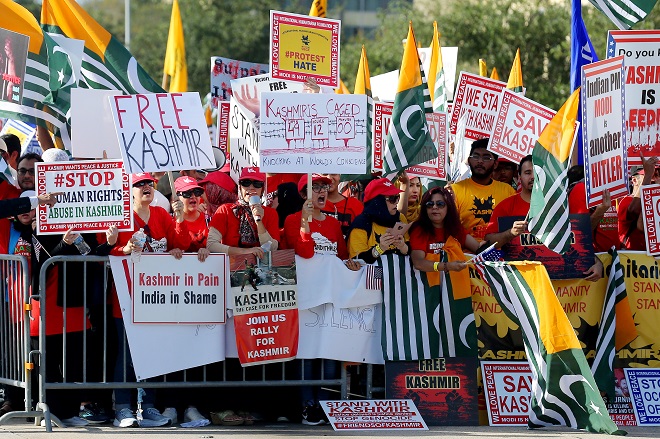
[
  {"x1": 113, "y1": 318, "x2": 155, "y2": 410},
  {"x1": 300, "y1": 359, "x2": 339, "y2": 405}
]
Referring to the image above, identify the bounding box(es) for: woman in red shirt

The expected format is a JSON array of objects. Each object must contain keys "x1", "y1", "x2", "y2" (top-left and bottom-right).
[{"x1": 173, "y1": 176, "x2": 209, "y2": 255}]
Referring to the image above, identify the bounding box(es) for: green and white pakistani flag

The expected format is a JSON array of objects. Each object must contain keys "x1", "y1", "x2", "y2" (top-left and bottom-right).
[
  {"x1": 383, "y1": 22, "x2": 435, "y2": 175},
  {"x1": 588, "y1": 0, "x2": 658, "y2": 30},
  {"x1": 528, "y1": 88, "x2": 580, "y2": 255},
  {"x1": 428, "y1": 21, "x2": 448, "y2": 112},
  {"x1": 482, "y1": 261, "x2": 625, "y2": 435},
  {"x1": 41, "y1": 0, "x2": 164, "y2": 95}
]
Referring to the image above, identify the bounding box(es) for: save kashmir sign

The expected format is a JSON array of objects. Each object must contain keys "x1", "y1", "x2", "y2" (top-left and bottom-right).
[{"x1": 109, "y1": 92, "x2": 215, "y2": 173}]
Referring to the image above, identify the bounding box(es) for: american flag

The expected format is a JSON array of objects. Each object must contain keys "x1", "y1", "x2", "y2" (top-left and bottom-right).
[
  {"x1": 365, "y1": 265, "x2": 383, "y2": 291},
  {"x1": 470, "y1": 243, "x2": 504, "y2": 280},
  {"x1": 31, "y1": 235, "x2": 51, "y2": 262}
]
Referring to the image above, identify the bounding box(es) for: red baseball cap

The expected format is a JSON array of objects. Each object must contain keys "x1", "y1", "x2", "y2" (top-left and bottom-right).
[
  {"x1": 238, "y1": 167, "x2": 266, "y2": 182},
  {"x1": 174, "y1": 176, "x2": 202, "y2": 193},
  {"x1": 297, "y1": 174, "x2": 332, "y2": 193},
  {"x1": 131, "y1": 173, "x2": 157, "y2": 185},
  {"x1": 199, "y1": 171, "x2": 237, "y2": 193},
  {"x1": 363, "y1": 178, "x2": 403, "y2": 203}
]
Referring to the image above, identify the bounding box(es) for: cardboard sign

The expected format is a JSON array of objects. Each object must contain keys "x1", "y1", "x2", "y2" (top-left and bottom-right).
[
  {"x1": 450, "y1": 72, "x2": 508, "y2": 139},
  {"x1": 625, "y1": 368, "x2": 660, "y2": 425},
  {"x1": 0, "y1": 28, "x2": 29, "y2": 104},
  {"x1": 607, "y1": 30, "x2": 660, "y2": 166},
  {"x1": 0, "y1": 119, "x2": 37, "y2": 155},
  {"x1": 210, "y1": 56, "x2": 268, "y2": 107},
  {"x1": 110, "y1": 92, "x2": 215, "y2": 173},
  {"x1": 498, "y1": 214, "x2": 595, "y2": 279},
  {"x1": 489, "y1": 89, "x2": 555, "y2": 163},
  {"x1": 385, "y1": 358, "x2": 479, "y2": 426},
  {"x1": 71, "y1": 88, "x2": 122, "y2": 159},
  {"x1": 259, "y1": 92, "x2": 368, "y2": 173},
  {"x1": 372, "y1": 101, "x2": 393, "y2": 172},
  {"x1": 407, "y1": 112, "x2": 448, "y2": 180},
  {"x1": 131, "y1": 254, "x2": 227, "y2": 324},
  {"x1": 582, "y1": 56, "x2": 628, "y2": 208},
  {"x1": 35, "y1": 160, "x2": 132, "y2": 235},
  {"x1": 481, "y1": 361, "x2": 531, "y2": 426},
  {"x1": 641, "y1": 184, "x2": 660, "y2": 256},
  {"x1": 230, "y1": 250, "x2": 298, "y2": 366},
  {"x1": 270, "y1": 11, "x2": 341, "y2": 88},
  {"x1": 321, "y1": 400, "x2": 427, "y2": 431}
]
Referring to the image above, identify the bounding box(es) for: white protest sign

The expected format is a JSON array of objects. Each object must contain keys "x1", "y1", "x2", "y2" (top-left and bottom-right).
[
  {"x1": 450, "y1": 72, "x2": 508, "y2": 139},
  {"x1": 109, "y1": 256, "x2": 225, "y2": 380},
  {"x1": 132, "y1": 254, "x2": 227, "y2": 324},
  {"x1": 489, "y1": 89, "x2": 555, "y2": 163},
  {"x1": 419, "y1": 46, "x2": 459, "y2": 100},
  {"x1": 35, "y1": 160, "x2": 132, "y2": 235},
  {"x1": 371, "y1": 70, "x2": 398, "y2": 102},
  {"x1": 229, "y1": 74, "x2": 304, "y2": 182},
  {"x1": 625, "y1": 368, "x2": 660, "y2": 426},
  {"x1": 110, "y1": 92, "x2": 215, "y2": 173},
  {"x1": 607, "y1": 30, "x2": 660, "y2": 166},
  {"x1": 582, "y1": 56, "x2": 628, "y2": 208},
  {"x1": 407, "y1": 112, "x2": 448, "y2": 180},
  {"x1": 371, "y1": 102, "x2": 393, "y2": 172},
  {"x1": 71, "y1": 88, "x2": 122, "y2": 159},
  {"x1": 210, "y1": 56, "x2": 268, "y2": 107},
  {"x1": 321, "y1": 400, "x2": 428, "y2": 431},
  {"x1": 481, "y1": 361, "x2": 532, "y2": 426},
  {"x1": 259, "y1": 92, "x2": 368, "y2": 173},
  {"x1": 640, "y1": 184, "x2": 660, "y2": 256}
]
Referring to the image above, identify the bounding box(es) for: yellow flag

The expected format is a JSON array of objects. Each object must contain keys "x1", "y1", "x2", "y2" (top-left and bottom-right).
[
  {"x1": 397, "y1": 23, "x2": 424, "y2": 93},
  {"x1": 353, "y1": 46, "x2": 372, "y2": 97},
  {"x1": 0, "y1": 0, "x2": 43, "y2": 54},
  {"x1": 490, "y1": 67, "x2": 499, "y2": 80},
  {"x1": 335, "y1": 79, "x2": 350, "y2": 94},
  {"x1": 163, "y1": 0, "x2": 187, "y2": 92},
  {"x1": 309, "y1": 0, "x2": 327, "y2": 18},
  {"x1": 427, "y1": 21, "x2": 442, "y2": 102},
  {"x1": 506, "y1": 48, "x2": 523, "y2": 91},
  {"x1": 479, "y1": 59, "x2": 487, "y2": 76}
]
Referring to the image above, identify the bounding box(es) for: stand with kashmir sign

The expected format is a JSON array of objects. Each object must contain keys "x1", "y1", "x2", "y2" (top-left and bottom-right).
[{"x1": 449, "y1": 72, "x2": 507, "y2": 140}]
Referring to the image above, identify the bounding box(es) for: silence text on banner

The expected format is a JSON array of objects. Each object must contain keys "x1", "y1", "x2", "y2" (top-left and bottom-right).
[
  {"x1": 35, "y1": 160, "x2": 131, "y2": 235},
  {"x1": 259, "y1": 92, "x2": 368, "y2": 173},
  {"x1": 582, "y1": 55, "x2": 628, "y2": 208},
  {"x1": 109, "y1": 92, "x2": 215, "y2": 173}
]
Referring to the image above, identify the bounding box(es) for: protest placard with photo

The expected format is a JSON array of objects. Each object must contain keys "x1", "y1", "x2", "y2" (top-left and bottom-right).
[
  {"x1": 132, "y1": 254, "x2": 227, "y2": 324},
  {"x1": 608, "y1": 30, "x2": 660, "y2": 166},
  {"x1": 450, "y1": 72, "x2": 507, "y2": 140},
  {"x1": 407, "y1": 112, "x2": 448, "y2": 180},
  {"x1": 640, "y1": 184, "x2": 660, "y2": 256},
  {"x1": 481, "y1": 361, "x2": 531, "y2": 426},
  {"x1": 210, "y1": 56, "x2": 268, "y2": 107},
  {"x1": 71, "y1": 88, "x2": 122, "y2": 159},
  {"x1": 582, "y1": 56, "x2": 628, "y2": 208},
  {"x1": 109, "y1": 92, "x2": 215, "y2": 173},
  {"x1": 270, "y1": 11, "x2": 340, "y2": 88},
  {"x1": 321, "y1": 400, "x2": 427, "y2": 431},
  {"x1": 35, "y1": 160, "x2": 131, "y2": 235},
  {"x1": 230, "y1": 250, "x2": 298, "y2": 366},
  {"x1": 259, "y1": 92, "x2": 368, "y2": 174},
  {"x1": 489, "y1": 89, "x2": 555, "y2": 164},
  {"x1": 0, "y1": 28, "x2": 29, "y2": 104}
]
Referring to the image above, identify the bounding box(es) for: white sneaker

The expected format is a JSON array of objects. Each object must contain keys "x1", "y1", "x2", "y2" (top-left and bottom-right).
[
  {"x1": 183, "y1": 406, "x2": 207, "y2": 422},
  {"x1": 113, "y1": 408, "x2": 138, "y2": 428},
  {"x1": 40, "y1": 418, "x2": 64, "y2": 428},
  {"x1": 139, "y1": 407, "x2": 171, "y2": 427},
  {"x1": 162, "y1": 407, "x2": 178, "y2": 425}
]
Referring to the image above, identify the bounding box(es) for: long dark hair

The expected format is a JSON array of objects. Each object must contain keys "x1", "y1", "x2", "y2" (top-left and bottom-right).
[{"x1": 410, "y1": 187, "x2": 462, "y2": 241}]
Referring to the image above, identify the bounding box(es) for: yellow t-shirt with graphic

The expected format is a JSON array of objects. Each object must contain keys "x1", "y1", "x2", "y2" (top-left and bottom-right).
[
  {"x1": 448, "y1": 179, "x2": 515, "y2": 241},
  {"x1": 348, "y1": 213, "x2": 408, "y2": 259}
]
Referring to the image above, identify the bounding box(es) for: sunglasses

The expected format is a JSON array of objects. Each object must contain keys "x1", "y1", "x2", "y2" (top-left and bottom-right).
[
  {"x1": 178, "y1": 188, "x2": 204, "y2": 198},
  {"x1": 239, "y1": 179, "x2": 264, "y2": 189},
  {"x1": 133, "y1": 180, "x2": 154, "y2": 188},
  {"x1": 386, "y1": 195, "x2": 400, "y2": 204},
  {"x1": 311, "y1": 184, "x2": 330, "y2": 193},
  {"x1": 425, "y1": 200, "x2": 447, "y2": 209}
]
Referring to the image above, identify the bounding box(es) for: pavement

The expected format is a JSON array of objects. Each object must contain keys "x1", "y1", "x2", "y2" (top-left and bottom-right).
[{"x1": 0, "y1": 419, "x2": 659, "y2": 438}]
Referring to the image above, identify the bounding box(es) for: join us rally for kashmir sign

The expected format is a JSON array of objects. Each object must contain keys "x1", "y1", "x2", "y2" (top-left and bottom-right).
[
  {"x1": 259, "y1": 92, "x2": 368, "y2": 174},
  {"x1": 35, "y1": 160, "x2": 131, "y2": 235},
  {"x1": 109, "y1": 92, "x2": 215, "y2": 173},
  {"x1": 582, "y1": 56, "x2": 628, "y2": 208}
]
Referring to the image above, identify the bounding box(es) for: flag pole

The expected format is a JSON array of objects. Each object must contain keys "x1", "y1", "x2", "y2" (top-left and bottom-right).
[{"x1": 124, "y1": 0, "x2": 131, "y2": 51}]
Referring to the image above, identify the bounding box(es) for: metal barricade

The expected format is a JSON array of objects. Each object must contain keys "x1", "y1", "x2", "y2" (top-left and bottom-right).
[
  {"x1": 0, "y1": 255, "x2": 42, "y2": 425},
  {"x1": 35, "y1": 255, "x2": 351, "y2": 431}
]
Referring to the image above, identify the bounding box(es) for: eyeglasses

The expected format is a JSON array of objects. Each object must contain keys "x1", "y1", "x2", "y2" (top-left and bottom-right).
[
  {"x1": 17, "y1": 168, "x2": 35, "y2": 176},
  {"x1": 386, "y1": 195, "x2": 400, "y2": 204},
  {"x1": 239, "y1": 179, "x2": 264, "y2": 189},
  {"x1": 469, "y1": 154, "x2": 495, "y2": 162},
  {"x1": 133, "y1": 180, "x2": 154, "y2": 188},
  {"x1": 311, "y1": 184, "x2": 330, "y2": 193},
  {"x1": 178, "y1": 188, "x2": 204, "y2": 198},
  {"x1": 425, "y1": 200, "x2": 447, "y2": 209}
]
